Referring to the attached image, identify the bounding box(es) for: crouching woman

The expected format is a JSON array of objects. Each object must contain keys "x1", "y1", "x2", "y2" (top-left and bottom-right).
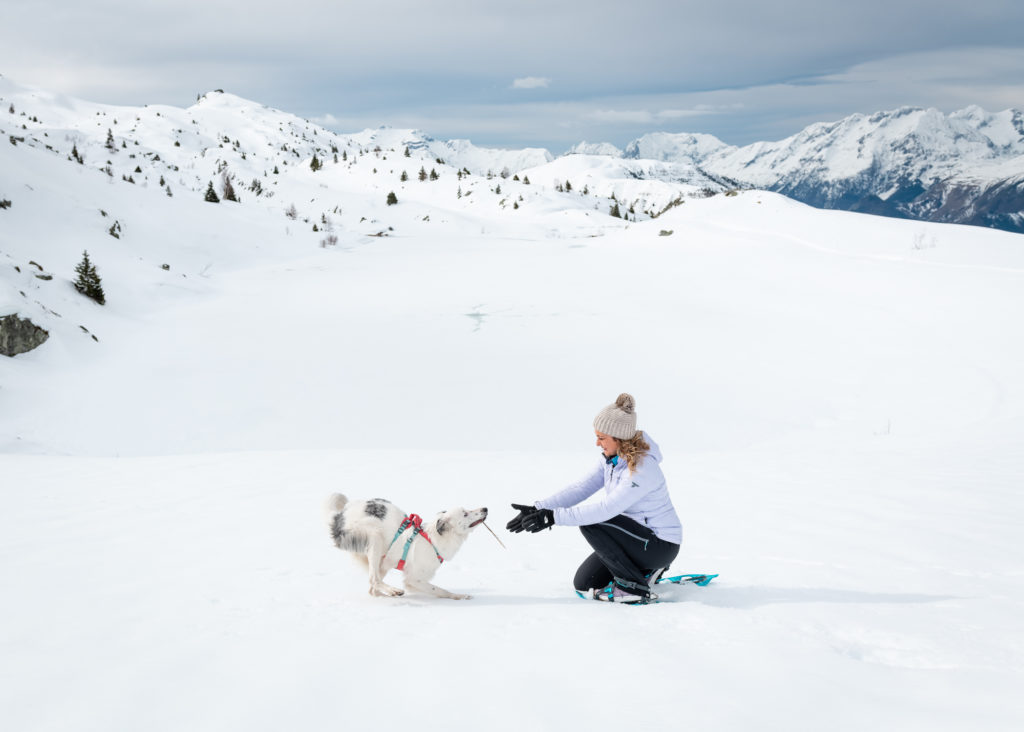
[{"x1": 507, "y1": 393, "x2": 681, "y2": 604}]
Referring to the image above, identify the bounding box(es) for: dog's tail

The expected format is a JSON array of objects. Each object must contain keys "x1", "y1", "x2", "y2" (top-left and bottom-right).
[
  {"x1": 326, "y1": 493, "x2": 349, "y2": 547},
  {"x1": 325, "y1": 493, "x2": 348, "y2": 520}
]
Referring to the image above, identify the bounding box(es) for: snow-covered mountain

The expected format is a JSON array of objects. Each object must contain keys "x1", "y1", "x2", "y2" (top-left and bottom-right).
[{"x1": 609, "y1": 106, "x2": 1024, "y2": 233}]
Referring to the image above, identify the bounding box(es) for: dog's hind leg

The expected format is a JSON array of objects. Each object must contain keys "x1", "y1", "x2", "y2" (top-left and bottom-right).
[
  {"x1": 403, "y1": 578, "x2": 471, "y2": 600},
  {"x1": 365, "y1": 534, "x2": 404, "y2": 597}
]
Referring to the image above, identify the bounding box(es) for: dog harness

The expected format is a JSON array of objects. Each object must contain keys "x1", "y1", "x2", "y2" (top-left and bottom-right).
[{"x1": 387, "y1": 514, "x2": 444, "y2": 570}]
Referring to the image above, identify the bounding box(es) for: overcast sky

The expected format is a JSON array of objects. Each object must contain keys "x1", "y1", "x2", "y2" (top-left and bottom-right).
[{"x1": 3, "y1": 1, "x2": 1023, "y2": 151}]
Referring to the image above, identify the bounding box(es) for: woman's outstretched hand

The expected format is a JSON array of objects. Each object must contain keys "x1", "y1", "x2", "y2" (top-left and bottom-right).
[
  {"x1": 506, "y1": 503, "x2": 537, "y2": 533},
  {"x1": 521, "y1": 508, "x2": 554, "y2": 533}
]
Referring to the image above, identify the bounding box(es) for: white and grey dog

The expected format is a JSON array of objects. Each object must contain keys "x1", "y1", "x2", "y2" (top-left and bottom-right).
[{"x1": 325, "y1": 493, "x2": 487, "y2": 600}]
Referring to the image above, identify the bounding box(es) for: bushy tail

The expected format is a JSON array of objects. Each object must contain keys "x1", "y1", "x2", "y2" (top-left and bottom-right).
[
  {"x1": 325, "y1": 493, "x2": 348, "y2": 524},
  {"x1": 325, "y1": 493, "x2": 350, "y2": 548},
  {"x1": 327, "y1": 493, "x2": 348, "y2": 515}
]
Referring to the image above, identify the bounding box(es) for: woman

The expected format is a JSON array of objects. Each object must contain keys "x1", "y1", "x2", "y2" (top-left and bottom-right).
[{"x1": 506, "y1": 393, "x2": 681, "y2": 604}]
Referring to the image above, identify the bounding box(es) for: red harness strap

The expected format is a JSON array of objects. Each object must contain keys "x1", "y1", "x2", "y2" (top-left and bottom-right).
[{"x1": 389, "y1": 513, "x2": 445, "y2": 570}]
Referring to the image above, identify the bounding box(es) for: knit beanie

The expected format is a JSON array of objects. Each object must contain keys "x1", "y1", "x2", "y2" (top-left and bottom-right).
[{"x1": 593, "y1": 393, "x2": 638, "y2": 440}]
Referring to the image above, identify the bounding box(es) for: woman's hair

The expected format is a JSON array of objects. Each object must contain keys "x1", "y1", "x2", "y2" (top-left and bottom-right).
[{"x1": 617, "y1": 431, "x2": 651, "y2": 472}]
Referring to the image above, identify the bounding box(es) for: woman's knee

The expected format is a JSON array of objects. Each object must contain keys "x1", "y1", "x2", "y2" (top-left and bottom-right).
[{"x1": 574, "y1": 553, "x2": 611, "y2": 591}]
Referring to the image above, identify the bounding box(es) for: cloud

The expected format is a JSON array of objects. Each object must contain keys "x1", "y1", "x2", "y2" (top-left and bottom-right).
[
  {"x1": 310, "y1": 113, "x2": 343, "y2": 127},
  {"x1": 3, "y1": 3, "x2": 1022, "y2": 151},
  {"x1": 512, "y1": 77, "x2": 552, "y2": 90}
]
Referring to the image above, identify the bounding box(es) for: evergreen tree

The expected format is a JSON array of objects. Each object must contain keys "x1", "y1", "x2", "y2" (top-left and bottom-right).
[
  {"x1": 74, "y1": 250, "x2": 105, "y2": 305},
  {"x1": 429, "y1": 168, "x2": 439, "y2": 180},
  {"x1": 418, "y1": 167, "x2": 427, "y2": 181},
  {"x1": 610, "y1": 202, "x2": 621, "y2": 218},
  {"x1": 404, "y1": 146, "x2": 411, "y2": 157},
  {"x1": 310, "y1": 154, "x2": 322, "y2": 172},
  {"x1": 400, "y1": 170, "x2": 408, "y2": 182},
  {"x1": 205, "y1": 181, "x2": 220, "y2": 203},
  {"x1": 386, "y1": 191, "x2": 398, "y2": 205},
  {"x1": 105, "y1": 129, "x2": 115, "y2": 151}
]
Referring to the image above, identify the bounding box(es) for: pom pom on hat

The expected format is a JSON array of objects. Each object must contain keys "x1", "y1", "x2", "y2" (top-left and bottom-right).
[{"x1": 593, "y1": 393, "x2": 638, "y2": 439}]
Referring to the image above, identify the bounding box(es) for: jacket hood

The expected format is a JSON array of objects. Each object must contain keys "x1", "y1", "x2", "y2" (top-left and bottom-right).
[{"x1": 642, "y1": 432, "x2": 662, "y2": 463}]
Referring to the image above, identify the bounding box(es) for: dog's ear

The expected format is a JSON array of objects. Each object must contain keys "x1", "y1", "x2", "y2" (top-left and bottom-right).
[{"x1": 435, "y1": 516, "x2": 449, "y2": 536}]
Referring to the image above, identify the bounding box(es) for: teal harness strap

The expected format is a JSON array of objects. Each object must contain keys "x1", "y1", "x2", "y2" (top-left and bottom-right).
[{"x1": 387, "y1": 513, "x2": 444, "y2": 571}]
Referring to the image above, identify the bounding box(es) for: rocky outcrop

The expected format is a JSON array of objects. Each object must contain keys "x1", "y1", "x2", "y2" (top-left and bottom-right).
[{"x1": 0, "y1": 314, "x2": 49, "y2": 357}]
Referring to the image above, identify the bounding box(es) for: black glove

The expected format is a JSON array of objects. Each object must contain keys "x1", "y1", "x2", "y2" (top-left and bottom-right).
[
  {"x1": 506, "y1": 503, "x2": 537, "y2": 533},
  {"x1": 521, "y1": 508, "x2": 555, "y2": 533}
]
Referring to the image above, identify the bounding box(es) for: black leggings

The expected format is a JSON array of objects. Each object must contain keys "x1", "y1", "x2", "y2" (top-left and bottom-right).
[{"x1": 574, "y1": 514, "x2": 680, "y2": 596}]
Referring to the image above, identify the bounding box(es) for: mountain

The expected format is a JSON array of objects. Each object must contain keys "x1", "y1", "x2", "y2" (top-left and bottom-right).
[{"x1": 603, "y1": 106, "x2": 1024, "y2": 233}]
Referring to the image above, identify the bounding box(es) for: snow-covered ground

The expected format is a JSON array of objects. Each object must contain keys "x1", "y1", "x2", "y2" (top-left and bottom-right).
[{"x1": 2, "y1": 79, "x2": 1024, "y2": 731}]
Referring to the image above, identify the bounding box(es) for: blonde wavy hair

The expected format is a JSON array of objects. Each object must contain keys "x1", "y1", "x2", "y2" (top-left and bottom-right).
[{"x1": 616, "y1": 431, "x2": 651, "y2": 472}]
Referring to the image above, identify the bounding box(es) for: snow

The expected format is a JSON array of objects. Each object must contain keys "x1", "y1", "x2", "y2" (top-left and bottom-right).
[{"x1": 2, "y1": 77, "x2": 1024, "y2": 731}]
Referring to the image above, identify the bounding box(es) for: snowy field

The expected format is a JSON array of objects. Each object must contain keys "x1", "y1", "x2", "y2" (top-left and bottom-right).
[{"x1": 2, "y1": 79, "x2": 1024, "y2": 730}]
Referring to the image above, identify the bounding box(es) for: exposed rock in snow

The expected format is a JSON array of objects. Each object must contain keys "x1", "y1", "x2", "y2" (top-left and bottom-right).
[{"x1": 0, "y1": 313, "x2": 49, "y2": 357}]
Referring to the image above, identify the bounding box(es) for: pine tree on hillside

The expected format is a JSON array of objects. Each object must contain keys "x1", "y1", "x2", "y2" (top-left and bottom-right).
[
  {"x1": 386, "y1": 191, "x2": 398, "y2": 206},
  {"x1": 418, "y1": 167, "x2": 427, "y2": 181},
  {"x1": 105, "y1": 129, "x2": 115, "y2": 152},
  {"x1": 310, "y1": 154, "x2": 322, "y2": 172},
  {"x1": 74, "y1": 250, "x2": 105, "y2": 305},
  {"x1": 610, "y1": 202, "x2": 621, "y2": 218},
  {"x1": 205, "y1": 181, "x2": 220, "y2": 203}
]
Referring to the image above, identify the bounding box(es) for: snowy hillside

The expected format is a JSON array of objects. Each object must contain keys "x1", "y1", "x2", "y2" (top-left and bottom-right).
[{"x1": 3, "y1": 77, "x2": 1024, "y2": 732}]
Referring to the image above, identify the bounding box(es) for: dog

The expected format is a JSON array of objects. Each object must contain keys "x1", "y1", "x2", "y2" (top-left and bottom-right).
[{"x1": 325, "y1": 493, "x2": 487, "y2": 600}]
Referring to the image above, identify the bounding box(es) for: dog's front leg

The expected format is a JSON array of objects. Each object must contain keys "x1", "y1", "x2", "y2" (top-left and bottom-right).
[
  {"x1": 404, "y1": 578, "x2": 471, "y2": 600},
  {"x1": 366, "y1": 535, "x2": 404, "y2": 597}
]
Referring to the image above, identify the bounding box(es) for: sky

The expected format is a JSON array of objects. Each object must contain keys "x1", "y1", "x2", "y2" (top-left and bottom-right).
[{"x1": 3, "y1": 0, "x2": 1023, "y2": 152}]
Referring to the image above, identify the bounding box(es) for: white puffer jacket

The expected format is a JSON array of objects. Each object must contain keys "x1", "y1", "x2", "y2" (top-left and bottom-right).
[{"x1": 535, "y1": 432, "x2": 682, "y2": 544}]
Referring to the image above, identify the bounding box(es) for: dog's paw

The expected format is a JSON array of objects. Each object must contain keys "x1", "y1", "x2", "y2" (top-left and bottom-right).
[{"x1": 370, "y1": 584, "x2": 405, "y2": 598}]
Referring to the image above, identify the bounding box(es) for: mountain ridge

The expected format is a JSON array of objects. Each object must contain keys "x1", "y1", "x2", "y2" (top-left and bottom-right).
[
  {"x1": 585, "y1": 105, "x2": 1024, "y2": 233},
  {"x1": 2, "y1": 74, "x2": 1022, "y2": 233}
]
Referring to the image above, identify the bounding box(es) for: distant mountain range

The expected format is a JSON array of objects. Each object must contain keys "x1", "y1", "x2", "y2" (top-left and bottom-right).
[
  {"x1": 2, "y1": 72, "x2": 1022, "y2": 234},
  {"x1": 569, "y1": 106, "x2": 1024, "y2": 234}
]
